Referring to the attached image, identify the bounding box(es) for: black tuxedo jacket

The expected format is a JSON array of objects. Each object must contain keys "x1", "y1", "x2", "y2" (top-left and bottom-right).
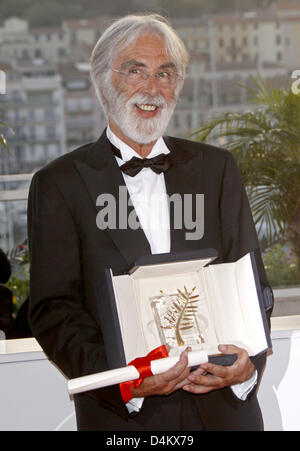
[{"x1": 28, "y1": 130, "x2": 271, "y2": 431}]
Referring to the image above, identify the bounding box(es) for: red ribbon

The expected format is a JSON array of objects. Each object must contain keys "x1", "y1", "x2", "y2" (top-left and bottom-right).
[{"x1": 119, "y1": 345, "x2": 169, "y2": 403}]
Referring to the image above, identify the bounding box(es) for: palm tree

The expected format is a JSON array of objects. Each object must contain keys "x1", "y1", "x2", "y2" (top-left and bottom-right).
[
  {"x1": 0, "y1": 99, "x2": 11, "y2": 153},
  {"x1": 191, "y1": 75, "x2": 300, "y2": 272},
  {"x1": 0, "y1": 97, "x2": 15, "y2": 167},
  {"x1": 0, "y1": 120, "x2": 9, "y2": 151}
]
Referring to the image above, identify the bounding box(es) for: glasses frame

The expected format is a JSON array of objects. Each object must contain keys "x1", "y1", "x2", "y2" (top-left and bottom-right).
[{"x1": 111, "y1": 67, "x2": 181, "y2": 87}]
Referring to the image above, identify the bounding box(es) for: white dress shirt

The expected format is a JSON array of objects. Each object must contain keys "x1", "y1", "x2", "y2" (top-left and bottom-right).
[
  {"x1": 107, "y1": 125, "x2": 171, "y2": 255},
  {"x1": 106, "y1": 125, "x2": 257, "y2": 412}
]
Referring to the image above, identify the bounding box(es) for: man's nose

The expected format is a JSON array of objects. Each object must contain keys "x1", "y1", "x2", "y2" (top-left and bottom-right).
[{"x1": 143, "y1": 74, "x2": 160, "y2": 96}]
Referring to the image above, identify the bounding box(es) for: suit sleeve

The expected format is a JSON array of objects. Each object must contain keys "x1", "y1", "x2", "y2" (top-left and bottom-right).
[
  {"x1": 219, "y1": 151, "x2": 273, "y2": 388},
  {"x1": 27, "y1": 169, "x2": 128, "y2": 419}
]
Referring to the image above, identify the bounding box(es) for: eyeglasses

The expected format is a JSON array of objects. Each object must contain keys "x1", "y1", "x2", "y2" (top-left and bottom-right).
[{"x1": 111, "y1": 66, "x2": 181, "y2": 87}]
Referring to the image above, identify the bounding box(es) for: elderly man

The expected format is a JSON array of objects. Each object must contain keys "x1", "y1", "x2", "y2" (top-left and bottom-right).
[{"x1": 28, "y1": 14, "x2": 272, "y2": 431}]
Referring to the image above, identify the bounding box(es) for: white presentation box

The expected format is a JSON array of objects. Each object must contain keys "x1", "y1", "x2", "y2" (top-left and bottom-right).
[
  {"x1": 68, "y1": 249, "x2": 272, "y2": 396},
  {"x1": 108, "y1": 249, "x2": 271, "y2": 363}
]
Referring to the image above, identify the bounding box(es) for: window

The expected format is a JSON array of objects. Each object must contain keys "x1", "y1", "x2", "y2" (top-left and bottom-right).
[
  {"x1": 34, "y1": 48, "x2": 42, "y2": 58},
  {"x1": 22, "y1": 49, "x2": 29, "y2": 59},
  {"x1": 67, "y1": 80, "x2": 88, "y2": 90},
  {"x1": 29, "y1": 127, "x2": 36, "y2": 140},
  {"x1": 79, "y1": 98, "x2": 92, "y2": 112},
  {"x1": 14, "y1": 145, "x2": 23, "y2": 162},
  {"x1": 45, "y1": 126, "x2": 56, "y2": 139},
  {"x1": 27, "y1": 91, "x2": 53, "y2": 106},
  {"x1": 186, "y1": 113, "x2": 192, "y2": 128},
  {"x1": 57, "y1": 48, "x2": 67, "y2": 58},
  {"x1": 0, "y1": 199, "x2": 29, "y2": 253},
  {"x1": 66, "y1": 98, "x2": 78, "y2": 112},
  {"x1": 14, "y1": 109, "x2": 21, "y2": 120},
  {"x1": 71, "y1": 31, "x2": 77, "y2": 45},
  {"x1": 11, "y1": 90, "x2": 23, "y2": 102},
  {"x1": 44, "y1": 108, "x2": 55, "y2": 120}
]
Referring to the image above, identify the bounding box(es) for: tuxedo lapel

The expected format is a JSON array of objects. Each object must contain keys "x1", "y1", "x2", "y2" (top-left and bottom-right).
[
  {"x1": 74, "y1": 131, "x2": 203, "y2": 264},
  {"x1": 163, "y1": 137, "x2": 204, "y2": 253},
  {"x1": 74, "y1": 131, "x2": 151, "y2": 266}
]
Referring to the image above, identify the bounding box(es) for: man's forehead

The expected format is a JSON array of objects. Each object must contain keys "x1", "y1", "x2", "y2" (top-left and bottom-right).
[{"x1": 113, "y1": 33, "x2": 174, "y2": 66}]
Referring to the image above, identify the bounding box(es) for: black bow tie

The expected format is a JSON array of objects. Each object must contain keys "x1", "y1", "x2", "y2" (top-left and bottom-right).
[{"x1": 111, "y1": 145, "x2": 172, "y2": 177}]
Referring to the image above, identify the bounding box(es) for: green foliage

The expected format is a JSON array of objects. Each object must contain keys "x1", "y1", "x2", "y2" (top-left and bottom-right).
[
  {"x1": 263, "y1": 244, "x2": 300, "y2": 288},
  {"x1": 6, "y1": 272, "x2": 30, "y2": 314},
  {"x1": 0, "y1": 0, "x2": 278, "y2": 27},
  {"x1": 6, "y1": 244, "x2": 30, "y2": 314},
  {"x1": 0, "y1": 98, "x2": 15, "y2": 156},
  {"x1": 192, "y1": 75, "x2": 300, "y2": 252},
  {"x1": 0, "y1": 0, "x2": 138, "y2": 26},
  {"x1": 0, "y1": 128, "x2": 8, "y2": 153},
  {"x1": 159, "y1": 0, "x2": 275, "y2": 16},
  {"x1": 0, "y1": 118, "x2": 10, "y2": 155},
  {"x1": 0, "y1": 0, "x2": 33, "y2": 20},
  {"x1": 26, "y1": 1, "x2": 69, "y2": 27}
]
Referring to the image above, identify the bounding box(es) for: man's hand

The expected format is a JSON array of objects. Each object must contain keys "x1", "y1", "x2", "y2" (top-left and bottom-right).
[
  {"x1": 130, "y1": 347, "x2": 191, "y2": 398},
  {"x1": 182, "y1": 344, "x2": 255, "y2": 394}
]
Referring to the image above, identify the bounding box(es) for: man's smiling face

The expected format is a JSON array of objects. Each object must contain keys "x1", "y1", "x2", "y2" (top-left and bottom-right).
[{"x1": 106, "y1": 33, "x2": 179, "y2": 145}]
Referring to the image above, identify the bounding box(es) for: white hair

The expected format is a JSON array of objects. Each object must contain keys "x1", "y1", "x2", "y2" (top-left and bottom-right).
[{"x1": 90, "y1": 13, "x2": 189, "y2": 113}]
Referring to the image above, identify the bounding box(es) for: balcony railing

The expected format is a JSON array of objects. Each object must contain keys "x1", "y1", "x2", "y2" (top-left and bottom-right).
[
  {"x1": 0, "y1": 173, "x2": 299, "y2": 317},
  {"x1": 0, "y1": 173, "x2": 33, "y2": 201}
]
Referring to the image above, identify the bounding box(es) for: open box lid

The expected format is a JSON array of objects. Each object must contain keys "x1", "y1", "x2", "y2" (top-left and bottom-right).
[
  {"x1": 101, "y1": 249, "x2": 272, "y2": 370},
  {"x1": 129, "y1": 248, "x2": 218, "y2": 278}
]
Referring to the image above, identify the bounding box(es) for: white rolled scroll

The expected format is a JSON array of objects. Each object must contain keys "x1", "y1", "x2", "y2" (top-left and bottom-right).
[{"x1": 67, "y1": 349, "x2": 208, "y2": 395}]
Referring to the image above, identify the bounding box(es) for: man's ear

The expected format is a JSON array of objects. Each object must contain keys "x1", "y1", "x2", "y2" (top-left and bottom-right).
[
  {"x1": 95, "y1": 82, "x2": 109, "y2": 118},
  {"x1": 100, "y1": 83, "x2": 108, "y2": 103},
  {"x1": 99, "y1": 81, "x2": 110, "y2": 113}
]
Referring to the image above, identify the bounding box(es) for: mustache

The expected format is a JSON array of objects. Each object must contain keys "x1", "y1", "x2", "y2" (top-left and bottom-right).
[{"x1": 127, "y1": 93, "x2": 168, "y2": 109}]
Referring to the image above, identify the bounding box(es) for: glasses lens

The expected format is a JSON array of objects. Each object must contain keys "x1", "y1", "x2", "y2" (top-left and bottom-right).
[
  {"x1": 125, "y1": 67, "x2": 177, "y2": 86},
  {"x1": 157, "y1": 71, "x2": 177, "y2": 86},
  {"x1": 126, "y1": 69, "x2": 143, "y2": 85}
]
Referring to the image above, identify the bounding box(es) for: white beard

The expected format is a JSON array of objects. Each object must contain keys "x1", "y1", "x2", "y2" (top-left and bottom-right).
[{"x1": 107, "y1": 85, "x2": 177, "y2": 144}]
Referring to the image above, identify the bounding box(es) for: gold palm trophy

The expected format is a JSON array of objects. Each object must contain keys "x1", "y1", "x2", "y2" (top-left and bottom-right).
[{"x1": 150, "y1": 285, "x2": 208, "y2": 349}]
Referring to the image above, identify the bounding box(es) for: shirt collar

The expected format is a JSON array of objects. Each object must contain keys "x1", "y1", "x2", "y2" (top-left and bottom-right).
[{"x1": 106, "y1": 124, "x2": 170, "y2": 163}]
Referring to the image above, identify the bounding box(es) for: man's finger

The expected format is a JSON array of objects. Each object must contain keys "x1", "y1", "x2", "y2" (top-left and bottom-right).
[
  {"x1": 162, "y1": 347, "x2": 190, "y2": 382},
  {"x1": 187, "y1": 371, "x2": 222, "y2": 387},
  {"x1": 194, "y1": 362, "x2": 228, "y2": 379},
  {"x1": 218, "y1": 344, "x2": 246, "y2": 358},
  {"x1": 183, "y1": 383, "x2": 215, "y2": 394}
]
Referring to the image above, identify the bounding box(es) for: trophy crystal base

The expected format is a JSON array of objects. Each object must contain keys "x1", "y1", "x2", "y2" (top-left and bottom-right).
[{"x1": 150, "y1": 286, "x2": 208, "y2": 350}]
